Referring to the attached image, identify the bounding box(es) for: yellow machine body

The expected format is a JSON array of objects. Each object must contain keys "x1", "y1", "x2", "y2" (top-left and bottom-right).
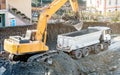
[{"x1": 4, "y1": 39, "x2": 48, "y2": 55}]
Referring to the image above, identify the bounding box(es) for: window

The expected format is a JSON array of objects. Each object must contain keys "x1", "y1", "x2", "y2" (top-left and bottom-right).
[
  {"x1": 10, "y1": 18, "x2": 16, "y2": 26},
  {"x1": 109, "y1": 0, "x2": 111, "y2": 5},
  {"x1": 100, "y1": 0, "x2": 101, "y2": 5},
  {"x1": 115, "y1": 0, "x2": 118, "y2": 5},
  {"x1": 90, "y1": 0, "x2": 92, "y2": 4}
]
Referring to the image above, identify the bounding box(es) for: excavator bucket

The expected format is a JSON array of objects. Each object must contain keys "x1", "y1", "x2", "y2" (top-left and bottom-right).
[
  {"x1": 73, "y1": 23, "x2": 83, "y2": 31},
  {"x1": 47, "y1": 14, "x2": 83, "y2": 42},
  {"x1": 72, "y1": 19, "x2": 83, "y2": 31},
  {"x1": 47, "y1": 22, "x2": 83, "y2": 43},
  {"x1": 61, "y1": 13, "x2": 83, "y2": 31},
  {"x1": 63, "y1": 19, "x2": 83, "y2": 31}
]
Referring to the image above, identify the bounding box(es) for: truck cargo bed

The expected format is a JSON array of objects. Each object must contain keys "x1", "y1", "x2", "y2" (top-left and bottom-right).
[
  {"x1": 62, "y1": 29, "x2": 99, "y2": 37},
  {"x1": 57, "y1": 28, "x2": 102, "y2": 51}
]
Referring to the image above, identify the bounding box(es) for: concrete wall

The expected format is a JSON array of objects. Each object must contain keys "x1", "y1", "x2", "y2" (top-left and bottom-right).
[
  {"x1": 0, "y1": 12, "x2": 26, "y2": 27},
  {"x1": 0, "y1": 0, "x2": 31, "y2": 27},
  {"x1": 5, "y1": 12, "x2": 26, "y2": 27},
  {"x1": 8, "y1": 0, "x2": 31, "y2": 19}
]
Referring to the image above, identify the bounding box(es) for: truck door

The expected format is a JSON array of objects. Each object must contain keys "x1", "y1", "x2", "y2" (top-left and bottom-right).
[{"x1": 104, "y1": 29, "x2": 111, "y2": 41}]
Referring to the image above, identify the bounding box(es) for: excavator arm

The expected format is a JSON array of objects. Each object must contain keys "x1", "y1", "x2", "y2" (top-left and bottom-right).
[{"x1": 36, "y1": 0, "x2": 80, "y2": 41}]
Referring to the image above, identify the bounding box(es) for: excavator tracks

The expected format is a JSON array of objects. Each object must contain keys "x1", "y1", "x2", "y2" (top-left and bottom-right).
[{"x1": 27, "y1": 50, "x2": 59, "y2": 63}]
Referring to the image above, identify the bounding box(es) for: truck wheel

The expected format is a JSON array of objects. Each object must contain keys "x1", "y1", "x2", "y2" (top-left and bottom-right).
[
  {"x1": 75, "y1": 50, "x2": 82, "y2": 59},
  {"x1": 94, "y1": 45, "x2": 101, "y2": 54},
  {"x1": 103, "y1": 43, "x2": 109, "y2": 50},
  {"x1": 82, "y1": 48, "x2": 89, "y2": 57},
  {"x1": 71, "y1": 50, "x2": 82, "y2": 59}
]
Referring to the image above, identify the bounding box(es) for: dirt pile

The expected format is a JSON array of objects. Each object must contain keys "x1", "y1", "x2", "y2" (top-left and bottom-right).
[{"x1": 0, "y1": 52, "x2": 81, "y2": 75}]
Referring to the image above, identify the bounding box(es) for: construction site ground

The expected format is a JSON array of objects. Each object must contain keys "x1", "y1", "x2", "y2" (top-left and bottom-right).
[{"x1": 0, "y1": 22, "x2": 120, "y2": 75}]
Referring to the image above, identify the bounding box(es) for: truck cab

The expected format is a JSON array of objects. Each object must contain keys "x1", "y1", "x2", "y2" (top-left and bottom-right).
[
  {"x1": 103, "y1": 28, "x2": 111, "y2": 42},
  {"x1": 88, "y1": 26, "x2": 111, "y2": 43}
]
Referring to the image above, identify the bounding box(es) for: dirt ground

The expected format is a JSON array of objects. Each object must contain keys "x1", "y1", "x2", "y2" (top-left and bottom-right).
[{"x1": 0, "y1": 22, "x2": 120, "y2": 75}]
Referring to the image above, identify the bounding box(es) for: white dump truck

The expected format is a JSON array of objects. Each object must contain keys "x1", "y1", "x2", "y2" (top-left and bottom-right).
[{"x1": 57, "y1": 26, "x2": 111, "y2": 59}]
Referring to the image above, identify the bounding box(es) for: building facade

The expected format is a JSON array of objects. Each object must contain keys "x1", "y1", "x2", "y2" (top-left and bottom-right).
[
  {"x1": 0, "y1": 0, "x2": 31, "y2": 27},
  {"x1": 0, "y1": 0, "x2": 6, "y2": 27},
  {"x1": 86, "y1": 0, "x2": 120, "y2": 15}
]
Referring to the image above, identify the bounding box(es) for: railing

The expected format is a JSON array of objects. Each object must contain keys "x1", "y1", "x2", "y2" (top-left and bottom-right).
[{"x1": 8, "y1": 4, "x2": 31, "y2": 24}]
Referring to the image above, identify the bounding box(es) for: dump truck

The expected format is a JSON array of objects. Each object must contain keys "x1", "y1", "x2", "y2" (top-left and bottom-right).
[{"x1": 57, "y1": 26, "x2": 111, "y2": 59}]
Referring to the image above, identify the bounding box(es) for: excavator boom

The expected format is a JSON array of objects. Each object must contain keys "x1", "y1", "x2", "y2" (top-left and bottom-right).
[{"x1": 36, "y1": 0, "x2": 81, "y2": 41}]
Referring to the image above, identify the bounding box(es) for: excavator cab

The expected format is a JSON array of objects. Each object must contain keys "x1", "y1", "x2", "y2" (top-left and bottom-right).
[{"x1": 8, "y1": 30, "x2": 37, "y2": 44}]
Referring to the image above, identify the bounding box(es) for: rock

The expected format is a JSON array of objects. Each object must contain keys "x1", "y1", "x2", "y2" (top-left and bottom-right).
[
  {"x1": 109, "y1": 66, "x2": 118, "y2": 71},
  {"x1": 0, "y1": 66, "x2": 6, "y2": 75}
]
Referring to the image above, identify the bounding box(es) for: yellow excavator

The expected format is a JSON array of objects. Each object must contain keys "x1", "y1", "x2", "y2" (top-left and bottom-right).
[{"x1": 4, "y1": 0, "x2": 82, "y2": 61}]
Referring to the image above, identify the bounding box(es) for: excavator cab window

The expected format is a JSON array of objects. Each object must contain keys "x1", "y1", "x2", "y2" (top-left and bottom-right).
[{"x1": 25, "y1": 30, "x2": 36, "y2": 41}]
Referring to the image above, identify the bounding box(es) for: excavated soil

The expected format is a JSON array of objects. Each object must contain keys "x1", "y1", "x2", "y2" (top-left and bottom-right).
[
  {"x1": 0, "y1": 22, "x2": 120, "y2": 75},
  {"x1": 0, "y1": 22, "x2": 120, "y2": 49}
]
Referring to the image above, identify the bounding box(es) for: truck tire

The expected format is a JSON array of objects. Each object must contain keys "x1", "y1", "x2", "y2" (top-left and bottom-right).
[
  {"x1": 71, "y1": 50, "x2": 82, "y2": 59},
  {"x1": 82, "y1": 48, "x2": 89, "y2": 57},
  {"x1": 94, "y1": 45, "x2": 101, "y2": 54},
  {"x1": 103, "y1": 43, "x2": 109, "y2": 50}
]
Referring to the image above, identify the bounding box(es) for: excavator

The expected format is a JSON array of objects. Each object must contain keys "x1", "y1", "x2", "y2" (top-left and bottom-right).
[{"x1": 4, "y1": 0, "x2": 82, "y2": 61}]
